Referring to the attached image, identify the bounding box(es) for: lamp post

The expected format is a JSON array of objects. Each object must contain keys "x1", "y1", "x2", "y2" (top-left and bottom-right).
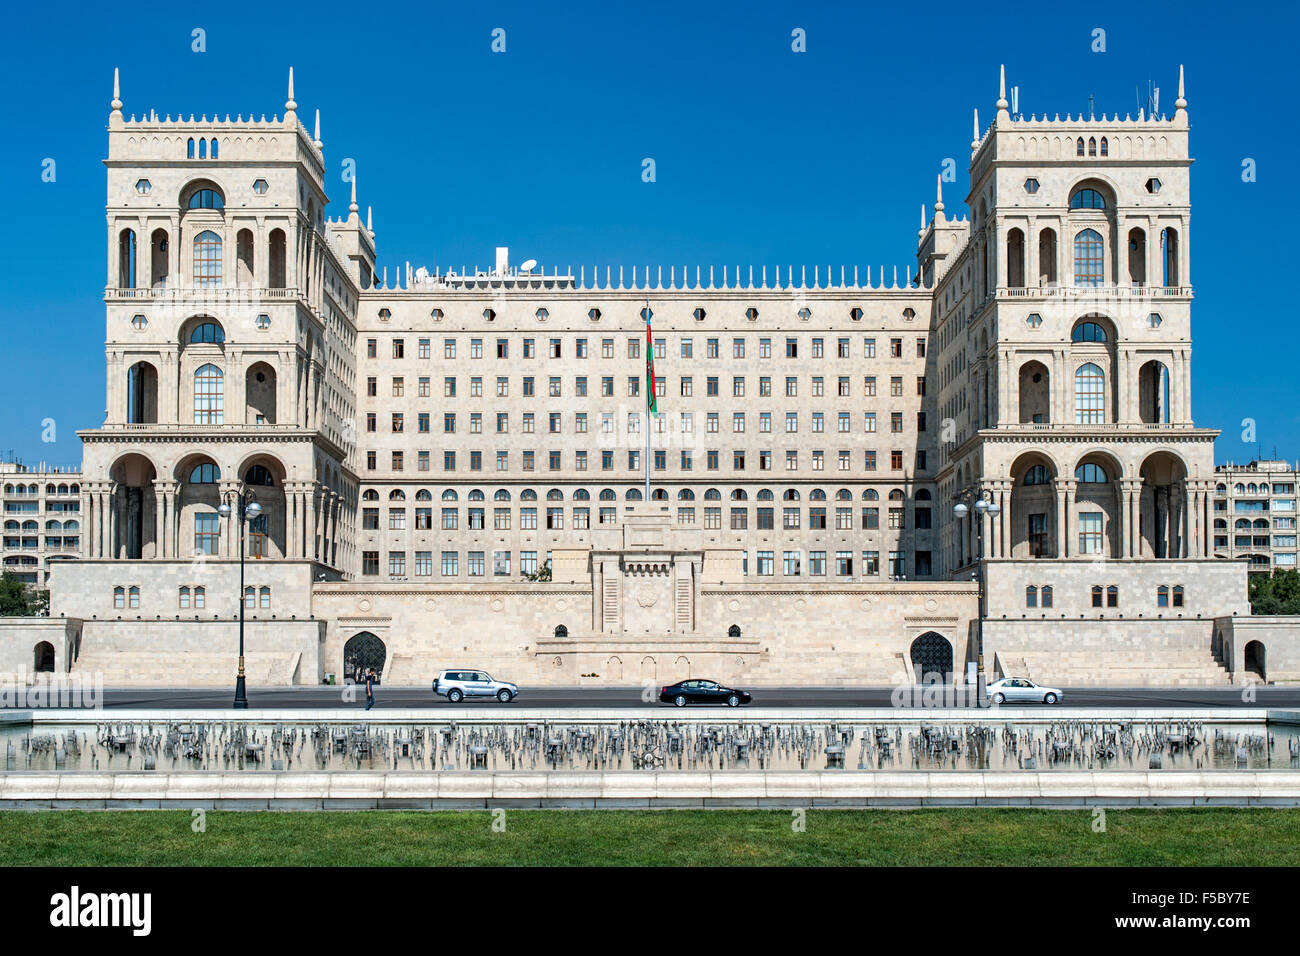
[
  {"x1": 953, "y1": 487, "x2": 1000, "y2": 702},
  {"x1": 218, "y1": 489, "x2": 262, "y2": 709}
]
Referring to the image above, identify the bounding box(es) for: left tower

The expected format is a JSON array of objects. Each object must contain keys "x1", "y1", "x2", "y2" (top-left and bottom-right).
[{"x1": 56, "y1": 70, "x2": 370, "y2": 623}]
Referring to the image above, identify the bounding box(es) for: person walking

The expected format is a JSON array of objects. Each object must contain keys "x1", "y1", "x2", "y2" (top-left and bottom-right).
[{"x1": 364, "y1": 667, "x2": 376, "y2": 711}]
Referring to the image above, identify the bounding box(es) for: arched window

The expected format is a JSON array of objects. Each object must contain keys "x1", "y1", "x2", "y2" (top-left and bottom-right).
[
  {"x1": 1075, "y1": 463, "x2": 1108, "y2": 483},
  {"x1": 1026, "y1": 585, "x2": 1038, "y2": 607},
  {"x1": 1099, "y1": 137, "x2": 1109, "y2": 157},
  {"x1": 863, "y1": 489, "x2": 879, "y2": 501},
  {"x1": 179, "y1": 586, "x2": 191, "y2": 609},
  {"x1": 599, "y1": 489, "x2": 616, "y2": 501},
  {"x1": 194, "y1": 364, "x2": 224, "y2": 424},
  {"x1": 362, "y1": 489, "x2": 379, "y2": 501},
  {"x1": 1074, "y1": 363, "x2": 1105, "y2": 424},
  {"x1": 210, "y1": 138, "x2": 219, "y2": 159},
  {"x1": 547, "y1": 489, "x2": 564, "y2": 501},
  {"x1": 1023, "y1": 464, "x2": 1052, "y2": 486},
  {"x1": 728, "y1": 624, "x2": 742, "y2": 638},
  {"x1": 1087, "y1": 136, "x2": 1097, "y2": 157},
  {"x1": 1071, "y1": 321, "x2": 1108, "y2": 343},
  {"x1": 493, "y1": 489, "x2": 511, "y2": 501},
  {"x1": 704, "y1": 489, "x2": 721, "y2": 501},
  {"x1": 193, "y1": 230, "x2": 223, "y2": 288},
  {"x1": 189, "y1": 321, "x2": 225, "y2": 344},
  {"x1": 187, "y1": 188, "x2": 224, "y2": 210},
  {"x1": 1069, "y1": 188, "x2": 1106, "y2": 210},
  {"x1": 625, "y1": 488, "x2": 642, "y2": 500},
  {"x1": 677, "y1": 489, "x2": 695, "y2": 501},
  {"x1": 572, "y1": 489, "x2": 590, "y2": 501},
  {"x1": 1173, "y1": 585, "x2": 1184, "y2": 607},
  {"x1": 1041, "y1": 586, "x2": 1053, "y2": 608},
  {"x1": 1075, "y1": 137, "x2": 1084, "y2": 156},
  {"x1": 198, "y1": 138, "x2": 206, "y2": 159},
  {"x1": 389, "y1": 489, "x2": 406, "y2": 500},
  {"x1": 1073, "y1": 229, "x2": 1104, "y2": 286},
  {"x1": 441, "y1": 489, "x2": 458, "y2": 501},
  {"x1": 189, "y1": 462, "x2": 220, "y2": 483},
  {"x1": 416, "y1": 489, "x2": 433, "y2": 501},
  {"x1": 113, "y1": 586, "x2": 125, "y2": 609},
  {"x1": 187, "y1": 138, "x2": 195, "y2": 159},
  {"x1": 244, "y1": 465, "x2": 275, "y2": 486},
  {"x1": 259, "y1": 586, "x2": 271, "y2": 609}
]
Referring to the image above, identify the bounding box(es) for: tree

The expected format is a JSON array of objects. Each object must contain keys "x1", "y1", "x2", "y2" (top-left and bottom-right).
[
  {"x1": 1249, "y1": 569, "x2": 1300, "y2": 615},
  {"x1": 523, "y1": 560, "x2": 552, "y2": 583},
  {"x1": 0, "y1": 571, "x2": 48, "y2": 617}
]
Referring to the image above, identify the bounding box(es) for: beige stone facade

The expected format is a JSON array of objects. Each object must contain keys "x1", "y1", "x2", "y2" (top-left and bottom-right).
[
  {"x1": 1, "y1": 462, "x2": 82, "y2": 586},
  {"x1": 1211, "y1": 459, "x2": 1299, "y2": 576},
  {"x1": 24, "y1": 65, "x2": 1300, "y2": 686}
]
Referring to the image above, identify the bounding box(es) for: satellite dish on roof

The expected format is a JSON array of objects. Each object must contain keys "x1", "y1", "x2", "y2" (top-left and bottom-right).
[{"x1": 519, "y1": 259, "x2": 538, "y2": 273}]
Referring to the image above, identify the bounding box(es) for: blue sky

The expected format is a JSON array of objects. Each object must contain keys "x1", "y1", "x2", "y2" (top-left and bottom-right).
[{"x1": 1, "y1": 0, "x2": 1296, "y2": 467}]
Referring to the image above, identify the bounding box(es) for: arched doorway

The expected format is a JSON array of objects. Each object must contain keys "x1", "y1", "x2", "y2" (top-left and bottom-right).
[
  {"x1": 1244, "y1": 641, "x2": 1266, "y2": 681},
  {"x1": 910, "y1": 632, "x2": 953, "y2": 683},
  {"x1": 33, "y1": 641, "x2": 55, "y2": 673},
  {"x1": 343, "y1": 632, "x2": 386, "y2": 684}
]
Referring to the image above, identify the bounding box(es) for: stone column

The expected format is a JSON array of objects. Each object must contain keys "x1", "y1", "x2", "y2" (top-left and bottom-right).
[
  {"x1": 153, "y1": 480, "x2": 166, "y2": 560},
  {"x1": 306, "y1": 484, "x2": 318, "y2": 563},
  {"x1": 1054, "y1": 479, "x2": 1068, "y2": 559}
]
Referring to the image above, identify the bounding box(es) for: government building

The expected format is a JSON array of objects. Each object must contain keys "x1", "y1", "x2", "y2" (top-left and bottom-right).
[{"x1": 13, "y1": 65, "x2": 1296, "y2": 688}]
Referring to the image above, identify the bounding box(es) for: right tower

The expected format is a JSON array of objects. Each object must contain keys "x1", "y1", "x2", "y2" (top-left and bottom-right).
[{"x1": 923, "y1": 66, "x2": 1245, "y2": 672}]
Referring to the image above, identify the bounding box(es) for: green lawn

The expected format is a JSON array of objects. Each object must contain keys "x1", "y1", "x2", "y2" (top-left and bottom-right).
[{"x1": 0, "y1": 808, "x2": 1297, "y2": 865}]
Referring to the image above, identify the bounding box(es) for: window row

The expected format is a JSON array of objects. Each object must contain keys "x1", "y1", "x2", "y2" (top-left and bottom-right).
[
  {"x1": 364, "y1": 448, "x2": 922, "y2": 474},
  {"x1": 367, "y1": 409, "x2": 927, "y2": 436},
  {"x1": 363, "y1": 504, "x2": 930, "y2": 532},
  {"x1": 366, "y1": 373, "x2": 923, "y2": 400},
  {"x1": 367, "y1": 335, "x2": 926, "y2": 362},
  {"x1": 360, "y1": 549, "x2": 927, "y2": 578}
]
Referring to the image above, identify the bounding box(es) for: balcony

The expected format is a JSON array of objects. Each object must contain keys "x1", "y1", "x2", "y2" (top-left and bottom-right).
[
  {"x1": 106, "y1": 286, "x2": 302, "y2": 303},
  {"x1": 997, "y1": 284, "x2": 1193, "y2": 301}
]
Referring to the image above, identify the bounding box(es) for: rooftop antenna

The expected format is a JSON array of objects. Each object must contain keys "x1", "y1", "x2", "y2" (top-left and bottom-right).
[{"x1": 1087, "y1": 94, "x2": 1095, "y2": 119}]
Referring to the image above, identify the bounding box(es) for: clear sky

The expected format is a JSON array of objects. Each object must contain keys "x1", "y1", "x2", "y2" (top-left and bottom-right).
[{"x1": 1, "y1": 0, "x2": 1295, "y2": 469}]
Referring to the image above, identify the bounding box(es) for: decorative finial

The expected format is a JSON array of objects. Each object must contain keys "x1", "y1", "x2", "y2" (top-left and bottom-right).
[
  {"x1": 111, "y1": 68, "x2": 122, "y2": 112},
  {"x1": 285, "y1": 67, "x2": 297, "y2": 113},
  {"x1": 366, "y1": 205, "x2": 373, "y2": 235},
  {"x1": 1174, "y1": 64, "x2": 1187, "y2": 111},
  {"x1": 313, "y1": 108, "x2": 321, "y2": 147},
  {"x1": 921, "y1": 203, "x2": 927, "y2": 229},
  {"x1": 996, "y1": 64, "x2": 1009, "y2": 112},
  {"x1": 349, "y1": 174, "x2": 358, "y2": 215},
  {"x1": 934, "y1": 173, "x2": 944, "y2": 213},
  {"x1": 971, "y1": 107, "x2": 980, "y2": 149}
]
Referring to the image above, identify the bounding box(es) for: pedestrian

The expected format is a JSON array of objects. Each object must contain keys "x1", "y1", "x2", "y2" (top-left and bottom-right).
[{"x1": 364, "y1": 667, "x2": 376, "y2": 710}]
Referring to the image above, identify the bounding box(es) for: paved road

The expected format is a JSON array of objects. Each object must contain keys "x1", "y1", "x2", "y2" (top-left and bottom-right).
[{"x1": 79, "y1": 684, "x2": 1300, "y2": 710}]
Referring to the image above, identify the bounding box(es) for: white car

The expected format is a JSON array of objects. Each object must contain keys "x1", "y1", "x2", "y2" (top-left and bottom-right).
[
  {"x1": 986, "y1": 677, "x2": 1062, "y2": 705},
  {"x1": 432, "y1": 669, "x2": 519, "y2": 703}
]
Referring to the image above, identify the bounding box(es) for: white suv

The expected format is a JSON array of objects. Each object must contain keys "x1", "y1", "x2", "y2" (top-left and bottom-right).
[{"x1": 432, "y1": 669, "x2": 519, "y2": 703}]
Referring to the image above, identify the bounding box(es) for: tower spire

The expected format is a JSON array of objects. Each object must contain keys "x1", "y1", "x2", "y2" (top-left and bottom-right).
[
  {"x1": 996, "y1": 64, "x2": 1009, "y2": 117},
  {"x1": 971, "y1": 107, "x2": 980, "y2": 150},
  {"x1": 934, "y1": 174, "x2": 944, "y2": 213},
  {"x1": 313, "y1": 108, "x2": 321, "y2": 148},
  {"x1": 349, "y1": 173, "x2": 358, "y2": 216},
  {"x1": 1174, "y1": 64, "x2": 1187, "y2": 112},
  {"x1": 109, "y1": 67, "x2": 124, "y2": 129},
  {"x1": 367, "y1": 205, "x2": 373, "y2": 236},
  {"x1": 284, "y1": 66, "x2": 297, "y2": 118}
]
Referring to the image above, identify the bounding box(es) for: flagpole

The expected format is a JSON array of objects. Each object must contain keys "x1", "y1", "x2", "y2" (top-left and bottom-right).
[{"x1": 644, "y1": 299, "x2": 652, "y2": 504}]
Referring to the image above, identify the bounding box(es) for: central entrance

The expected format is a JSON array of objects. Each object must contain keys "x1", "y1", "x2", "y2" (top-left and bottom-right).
[
  {"x1": 910, "y1": 632, "x2": 953, "y2": 683},
  {"x1": 343, "y1": 632, "x2": 386, "y2": 684}
]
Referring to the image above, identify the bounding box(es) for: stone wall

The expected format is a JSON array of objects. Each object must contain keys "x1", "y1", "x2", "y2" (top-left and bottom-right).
[
  {"x1": 0, "y1": 618, "x2": 81, "y2": 677},
  {"x1": 1212, "y1": 616, "x2": 1300, "y2": 684}
]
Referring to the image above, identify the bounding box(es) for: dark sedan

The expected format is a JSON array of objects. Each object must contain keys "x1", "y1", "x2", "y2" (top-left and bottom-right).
[{"x1": 659, "y1": 679, "x2": 753, "y2": 707}]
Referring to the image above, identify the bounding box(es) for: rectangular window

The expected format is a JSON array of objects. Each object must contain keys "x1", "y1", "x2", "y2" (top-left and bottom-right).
[{"x1": 1079, "y1": 512, "x2": 1104, "y2": 554}]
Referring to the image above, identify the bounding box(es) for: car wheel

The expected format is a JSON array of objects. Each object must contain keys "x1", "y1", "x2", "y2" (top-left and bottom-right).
[
  {"x1": 992, "y1": 692, "x2": 1005, "y2": 704},
  {"x1": 497, "y1": 689, "x2": 513, "y2": 703},
  {"x1": 447, "y1": 688, "x2": 463, "y2": 703},
  {"x1": 727, "y1": 695, "x2": 740, "y2": 707},
  {"x1": 1044, "y1": 693, "x2": 1058, "y2": 704},
  {"x1": 674, "y1": 695, "x2": 687, "y2": 707}
]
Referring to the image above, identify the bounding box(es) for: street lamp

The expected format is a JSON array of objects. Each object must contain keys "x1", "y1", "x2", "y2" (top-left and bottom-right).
[
  {"x1": 953, "y1": 488, "x2": 1001, "y2": 700},
  {"x1": 218, "y1": 490, "x2": 262, "y2": 709}
]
